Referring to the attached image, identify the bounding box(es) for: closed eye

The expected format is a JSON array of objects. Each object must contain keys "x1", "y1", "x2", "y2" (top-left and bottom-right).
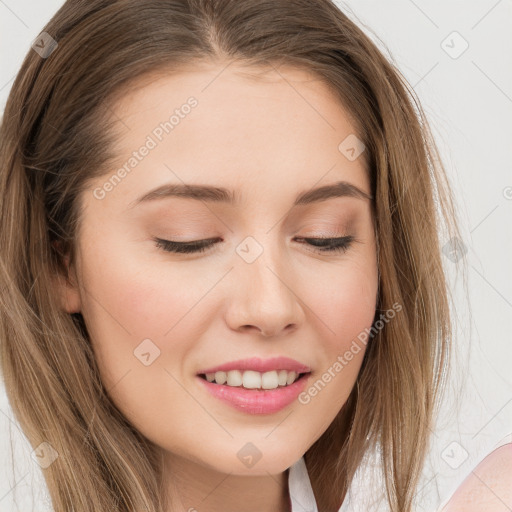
[{"x1": 153, "y1": 235, "x2": 357, "y2": 255}]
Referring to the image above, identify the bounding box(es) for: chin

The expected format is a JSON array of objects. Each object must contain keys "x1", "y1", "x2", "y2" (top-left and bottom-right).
[{"x1": 199, "y1": 445, "x2": 304, "y2": 476}]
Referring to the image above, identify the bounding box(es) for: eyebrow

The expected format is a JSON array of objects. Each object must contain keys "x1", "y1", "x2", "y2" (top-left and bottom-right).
[{"x1": 128, "y1": 180, "x2": 373, "y2": 209}]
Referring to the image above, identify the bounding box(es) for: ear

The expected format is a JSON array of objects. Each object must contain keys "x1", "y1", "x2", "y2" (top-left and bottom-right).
[{"x1": 51, "y1": 241, "x2": 82, "y2": 314}]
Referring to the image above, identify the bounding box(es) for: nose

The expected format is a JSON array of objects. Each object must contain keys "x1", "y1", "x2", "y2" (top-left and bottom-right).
[{"x1": 224, "y1": 243, "x2": 305, "y2": 338}]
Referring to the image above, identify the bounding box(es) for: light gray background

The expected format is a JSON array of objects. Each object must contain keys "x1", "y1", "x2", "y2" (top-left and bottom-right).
[{"x1": 1, "y1": 1, "x2": 511, "y2": 511}]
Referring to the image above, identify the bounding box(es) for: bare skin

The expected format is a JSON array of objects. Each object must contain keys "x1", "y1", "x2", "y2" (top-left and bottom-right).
[{"x1": 441, "y1": 443, "x2": 512, "y2": 512}]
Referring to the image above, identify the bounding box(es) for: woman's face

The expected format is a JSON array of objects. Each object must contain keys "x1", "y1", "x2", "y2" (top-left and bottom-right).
[{"x1": 59, "y1": 62, "x2": 378, "y2": 478}]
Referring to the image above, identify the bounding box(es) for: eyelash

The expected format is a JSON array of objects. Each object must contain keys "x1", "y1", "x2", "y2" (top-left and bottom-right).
[{"x1": 154, "y1": 235, "x2": 356, "y2": 255}]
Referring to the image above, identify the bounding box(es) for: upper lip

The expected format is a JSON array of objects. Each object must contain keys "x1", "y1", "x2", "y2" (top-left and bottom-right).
[{"x1": 197, "y1": 356, "x2": 311, "y2": 375}]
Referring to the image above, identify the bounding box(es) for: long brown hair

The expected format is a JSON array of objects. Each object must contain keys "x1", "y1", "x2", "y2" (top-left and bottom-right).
[{"x1": 0, "y1": 1, "x2": 463, "y2": 510}]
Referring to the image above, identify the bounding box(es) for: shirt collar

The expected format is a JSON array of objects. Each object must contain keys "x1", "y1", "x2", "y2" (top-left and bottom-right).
[{"x1": 288, "y1": 456, "x2": 319, "y2": 512}]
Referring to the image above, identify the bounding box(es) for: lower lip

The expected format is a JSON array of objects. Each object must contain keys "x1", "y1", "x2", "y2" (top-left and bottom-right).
[{"x1": 196, "y1": 373, "x2": 311, "y2": 414}]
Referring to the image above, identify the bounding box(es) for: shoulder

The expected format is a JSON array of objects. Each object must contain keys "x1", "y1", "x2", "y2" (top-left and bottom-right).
[{"x1": 441, "y1": 442, "x2": 512, "y2": 511}]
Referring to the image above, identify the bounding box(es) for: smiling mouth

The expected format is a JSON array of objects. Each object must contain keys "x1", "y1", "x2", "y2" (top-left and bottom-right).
[{"x1": 198, "y1": 370, "x2": 311, "y2": 391}]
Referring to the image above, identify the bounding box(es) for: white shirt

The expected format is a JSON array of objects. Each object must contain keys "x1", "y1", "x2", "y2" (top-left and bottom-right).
[
  {"x1": 288, "y1": 457, "x2": 348, "y2": 512},
  {"x1": 287, "y1": 456, "x2": 350, "y2": 512},
  {"x1": 288, "y1": 456, "x2": 319, "y2": 512}
]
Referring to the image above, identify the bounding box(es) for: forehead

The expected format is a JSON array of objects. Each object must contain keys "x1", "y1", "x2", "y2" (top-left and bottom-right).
[{"x1": 92, "y1": 61, "x2": 369, "y2": 211}]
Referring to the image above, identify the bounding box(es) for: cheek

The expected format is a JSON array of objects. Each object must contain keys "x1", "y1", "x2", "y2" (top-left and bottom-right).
[
  {"x1": 295, "y1": 255, "x2": 378, "y2": 413},
  {"x1": 78, "y1": 247, "x2": 214, "y2": 434},
  {"x1": 307, "y1": 256, "x2": 378, "y2": 351},
  {"x1": 77, "y1": 241, "x2": 214, "y2": 388}
]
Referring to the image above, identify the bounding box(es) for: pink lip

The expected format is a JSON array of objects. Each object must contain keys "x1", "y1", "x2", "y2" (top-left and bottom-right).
[
  {"x1": 197, "y1": 356, "x2": 311, "y2": 375},
  {"x1": 197, "y1": 372, "x2": 311, "y2": 414}
]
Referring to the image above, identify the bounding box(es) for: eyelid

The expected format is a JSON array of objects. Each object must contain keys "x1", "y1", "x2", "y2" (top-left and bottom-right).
[
  {"x1": 153, "y1": 234, "x2": 356, "y2": 255},
  {"x1": 154, "y1": 237, "x2": 220, "y2": 254}
]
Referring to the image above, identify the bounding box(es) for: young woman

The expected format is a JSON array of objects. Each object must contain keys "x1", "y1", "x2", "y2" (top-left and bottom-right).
[{"x1": 0, "y1": 1, "x2": 508, "y2": 511}]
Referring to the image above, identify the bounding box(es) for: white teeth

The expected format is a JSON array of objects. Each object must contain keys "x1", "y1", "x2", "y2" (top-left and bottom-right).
[
  {"x1": 286, "y1": 371, "x2": 297, "y2": 385},
  {"x1": 226, "y1": 370, "x2": 242, "y2": 386},
  {"x1": 203, "y1": 369, "x2": 303, "y2": 389},
  {"x1": 214, "y1": 371, "x2": 226, "y2": 384},
  {"x1": 261, "y1": 371, "x2": 278, "y2": 389},
  {"x1": 242, "y1": 370, "x2": 261, "y2": 389}
]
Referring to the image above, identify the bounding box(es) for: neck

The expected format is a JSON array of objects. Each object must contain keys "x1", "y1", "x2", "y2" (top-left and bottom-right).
[{"x1": 162, "y1": 452, "x2": 292, "y2": 512}]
